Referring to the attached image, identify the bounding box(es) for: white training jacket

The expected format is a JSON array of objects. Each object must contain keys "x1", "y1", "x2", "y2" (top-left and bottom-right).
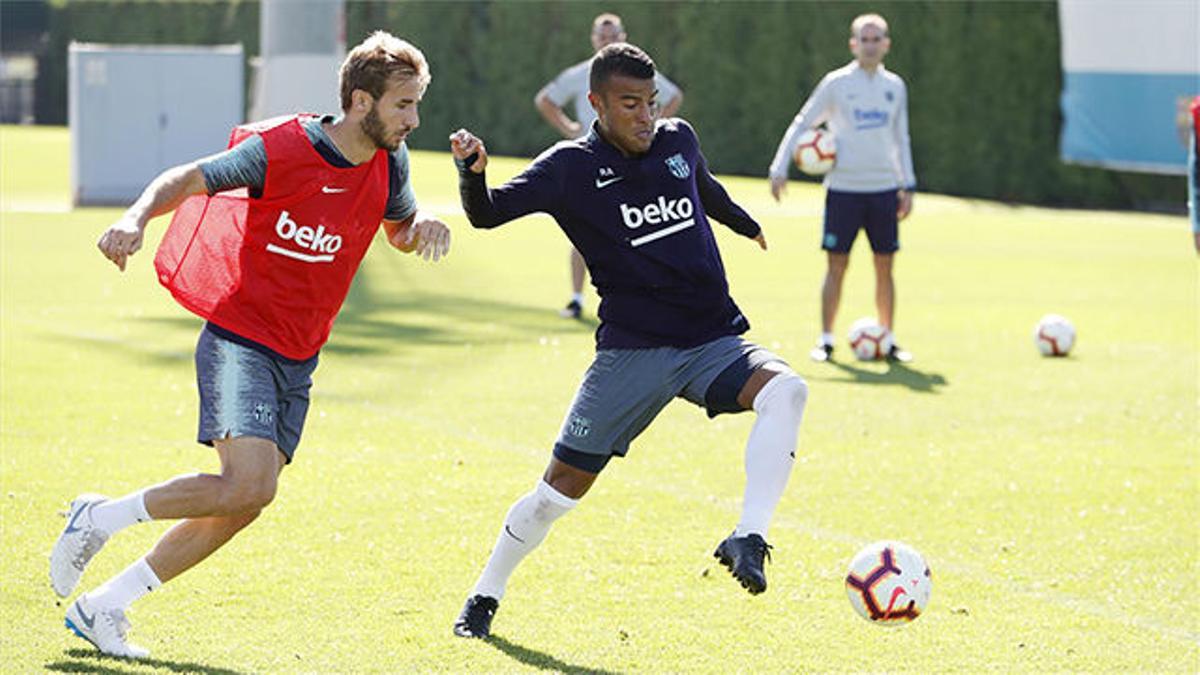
[{"x1": 769, "y1": 60, "x2": 916, "y2": 193}]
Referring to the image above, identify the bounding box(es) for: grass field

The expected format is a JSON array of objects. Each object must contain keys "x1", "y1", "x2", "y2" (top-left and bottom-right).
[{"x1": 1, "y1": 123, "x2": 1197, "y2": 673}]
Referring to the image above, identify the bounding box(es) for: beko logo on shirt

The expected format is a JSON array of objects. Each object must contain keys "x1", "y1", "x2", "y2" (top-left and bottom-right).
[
  {"x1": 618, "y1": 196, "x2": 697, "y2": 248},
  {"x1": 853, "y1": 108, "x2": 889, "y2": 130},
  {"x1": 267, "y1": 210, "x2": 343, "y2": 263},
  {"x1": 619, "y1": 196, "x2": 694, "y2": 229}
]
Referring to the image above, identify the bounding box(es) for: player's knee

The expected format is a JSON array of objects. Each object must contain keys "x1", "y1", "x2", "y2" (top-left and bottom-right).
[
  {"x1": 779, "y1": 373, "x2": 809, "y2": 413},
  {"x1": 756, "y1": 372, "x2": 808, "y2": 418},
  {"x1": 218, "y1": 476, "x2": 277, "y2": 515},
  {"x1": 217, "y1": 508, "x2": 262, "y2": 535},
  {"x1": 828, "y1": 255, "x2": 850, "y2": 275},
  {"x1": 244, "y1": 480, "x2": 277, "y2": 511},
  {"x1": 544, "y1": 474, "x2": 589, "y2": 501}
]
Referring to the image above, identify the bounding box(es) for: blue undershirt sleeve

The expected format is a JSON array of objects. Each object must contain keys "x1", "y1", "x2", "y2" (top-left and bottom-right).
[
  {"x1": 386, "y1": 144, "x2": 418, "y2": 222},
  {"x1": 197, "y1": 135, "x2": 267, "y2": 197}
]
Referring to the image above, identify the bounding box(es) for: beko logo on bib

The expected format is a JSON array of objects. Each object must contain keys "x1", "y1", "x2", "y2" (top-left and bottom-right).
[
  {"x1": 618, "y1": 196, "x2": 697, "y2": 247},
  {"x1": 267, "y1": 210, "x2": 343, "y2": 263}
]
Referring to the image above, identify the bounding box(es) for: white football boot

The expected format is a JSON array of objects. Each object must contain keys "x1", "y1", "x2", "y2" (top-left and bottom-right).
[
  {"x1": 65, "y1": 594, "x2": 150, "y2": 659},
  {"x1": 50, "y1": 494, "x2": 110, "y2": 597}
]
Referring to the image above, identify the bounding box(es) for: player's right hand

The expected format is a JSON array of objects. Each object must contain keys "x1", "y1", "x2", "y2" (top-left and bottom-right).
[
  {"x1": 769, "y1": 175, "x2": 788, "y2": 202},
  {"x1": 97, "y1": 216, "x2": 145, "y2": 272},
  {"x1": 449, "y1": 129, "x2": 488, "y2": 174}
]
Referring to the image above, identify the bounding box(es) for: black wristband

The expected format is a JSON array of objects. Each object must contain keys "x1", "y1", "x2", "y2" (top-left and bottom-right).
[{"x1": 454, "y1": 152, "x2": 480, "y2": 173}]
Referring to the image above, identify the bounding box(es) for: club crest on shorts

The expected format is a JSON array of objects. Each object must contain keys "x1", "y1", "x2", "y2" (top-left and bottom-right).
[
  {"x1": 567, "y1": 414, "x2": 592, "y2": 438},
  {"x1": 665, "y1": 153, "x2": 690, "y2": 179},
  {"x1": 252, "y1": 402, "x2": 274, "y2": 425}
]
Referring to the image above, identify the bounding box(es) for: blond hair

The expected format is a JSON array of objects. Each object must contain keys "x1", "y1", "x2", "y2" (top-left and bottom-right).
[
  {"x1": 850, "y1": 13, "x2": 889, "y2": 38},
  {"x1": 339, "y1": 31, "x2": 430, "y2": 111}
]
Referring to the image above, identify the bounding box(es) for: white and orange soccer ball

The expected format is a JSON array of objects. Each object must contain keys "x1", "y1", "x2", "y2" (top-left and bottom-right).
[
  {"x1": 1034, "y1": 314, "x2": 1075, "y2": 357},
  {"x1": 848, "y1": 317, "x2": 892, "y2": 361},
  {"x1": 792, "y1": 128, "x2": 836, "y2": 175},
  {"x1": 845, "y1": 541, "x2": 932, "y2": 626}
]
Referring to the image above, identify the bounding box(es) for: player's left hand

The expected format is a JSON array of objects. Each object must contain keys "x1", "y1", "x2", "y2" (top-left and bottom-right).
[
  {"x1": 404, "y1": 214, "x2": 451, "y2": 261},
  {"x1": 897, "y1": 190, "x2": 914, "y2": 221},
  {"x1": 769, "y1": 176, "x2": 788, "y2": 202},
  {"x1": 754, "y1": 232, "x2": 768, "y2": 251}
]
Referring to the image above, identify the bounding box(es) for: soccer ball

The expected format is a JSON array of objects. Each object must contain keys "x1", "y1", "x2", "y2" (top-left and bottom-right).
[
  {"x1": 845, "y1": 541, "x2": 932, "y2": 625},
  {"x1": 848, "y1": 317, "x2": 892, "y2": 361},
  {"x1": 792, "y1": 128, "x2": 836, "y2": 175},
  {"x1": 1034, "y1": 314, "x2": 1075, "y2": 356}
]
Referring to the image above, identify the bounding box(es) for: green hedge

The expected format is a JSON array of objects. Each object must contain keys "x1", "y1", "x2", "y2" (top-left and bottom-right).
[
  {"x1": 35, "y1": 0, "x2": 258, "y2": 125},
  {"x1": 35, "y1": 0, "x2": 1183, "y2": 210}
]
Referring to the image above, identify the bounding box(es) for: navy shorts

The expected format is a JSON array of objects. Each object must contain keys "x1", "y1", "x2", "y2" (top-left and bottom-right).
[
  {"x1": 822, "y1": 189, "x2": 899, "y2": 254},
  {"x1": 552, "y1": 336, "x2": 790, "y2": 473},
  {"x1": 195, "y1": 325, "x2": 318, "y2": 463}
]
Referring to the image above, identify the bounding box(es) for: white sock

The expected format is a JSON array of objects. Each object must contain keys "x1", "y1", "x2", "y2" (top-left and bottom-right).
[
  {"x1": 571, "y1": 292, "x2": 584, "y2": 305},
  {"x1": 820, "y1": 332, "x2": 834, "y2": 347},
  {"x1": 472, "y1": 480, "x2": 578, "y2": 600},
  {"x1": 91, "y1": 490, "x2": 152, "y2": 535},
  {"x1": 88, "y1": 557, "x2": 162, "y2": 611},
  {"x1": 735, "y1": 373, "x2": 808, "y2": 539}
]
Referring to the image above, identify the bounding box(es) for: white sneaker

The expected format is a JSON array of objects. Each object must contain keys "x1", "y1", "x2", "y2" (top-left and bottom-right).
[
  {"x1": 65, "y1": 594, "x2": 149, "y2": 659},
  {"x1": 50, "y1": 494, "x2": 110, "y2": 598}
]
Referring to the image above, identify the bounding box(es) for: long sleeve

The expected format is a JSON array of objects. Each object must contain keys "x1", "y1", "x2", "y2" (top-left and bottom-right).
[
  {"x1": 768, "y1": 74, "x2": 835, "y2": 179},
  {"x1": 696, "y1": 152, "x2": 761, "y2": 239},
  {"x1": 456, "y1": 150, "x2": 564, "y2": 230},
  {"x1": 893, "y1": 82, "x2": 917, "y2": 189}
]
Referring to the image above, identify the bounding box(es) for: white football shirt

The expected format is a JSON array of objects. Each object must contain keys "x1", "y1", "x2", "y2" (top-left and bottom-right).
[{"x1": 769, "y1": 61, "x2": 916, "y2": 193}]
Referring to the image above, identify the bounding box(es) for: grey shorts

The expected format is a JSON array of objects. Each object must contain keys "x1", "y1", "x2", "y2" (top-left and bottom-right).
[
  {"x1": 195, "y1": 325, "x2": 318, "y2": 463},
  {"x1": 554, "y1": 335, "x2": 785, "y2": 468}
]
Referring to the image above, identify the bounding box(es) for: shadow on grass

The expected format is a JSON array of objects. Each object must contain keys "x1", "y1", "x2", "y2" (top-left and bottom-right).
[
  {"x1": 485, "y1": 635, "x2": 623, "y2": 675},
  {"x1": 46, "y1": 648, "x2": 247, "y2": 675},
  {"x1": 325, "y1": 285, "x2": 601, "y2": 354},
  {"x1": 811, "y1": 358, "x2": 948, "y2": 393},
  {"x1": 46, "y1": 279, "x2": 600, "y2": 364}
]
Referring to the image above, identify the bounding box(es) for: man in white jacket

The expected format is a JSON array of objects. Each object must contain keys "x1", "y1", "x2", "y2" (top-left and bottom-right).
[{"x1": 769, "y1": 13, "x2": 916, "y2": 362}]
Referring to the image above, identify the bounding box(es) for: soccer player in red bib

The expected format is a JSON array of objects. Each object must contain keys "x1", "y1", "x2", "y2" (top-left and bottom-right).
[{"x1": 49, "y1": 32, "x2": 449, "y2": 659}]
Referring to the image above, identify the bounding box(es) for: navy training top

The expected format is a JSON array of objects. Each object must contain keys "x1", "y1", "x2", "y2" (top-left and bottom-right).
[{"x1": 458, "y1": 118, "x2": 762, "y2": 350}]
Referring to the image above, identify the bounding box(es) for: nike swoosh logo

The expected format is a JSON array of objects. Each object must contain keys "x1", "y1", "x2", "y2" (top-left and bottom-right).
[
  {"x1": 63, "y1": 503, "x2": 90, "y2": 534},
  {"x1": 595, "y1": 177, "x2": 624, "y2": 189},
  {"x1": 322, "y1": 186, "x2": 348, "y2": 194},
  {"x1": 77, "y1": 603, "x2": 97, "y2": 630},
  {"x1": 504, "y1": 525, "x2": 526, "y2": 544}
]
